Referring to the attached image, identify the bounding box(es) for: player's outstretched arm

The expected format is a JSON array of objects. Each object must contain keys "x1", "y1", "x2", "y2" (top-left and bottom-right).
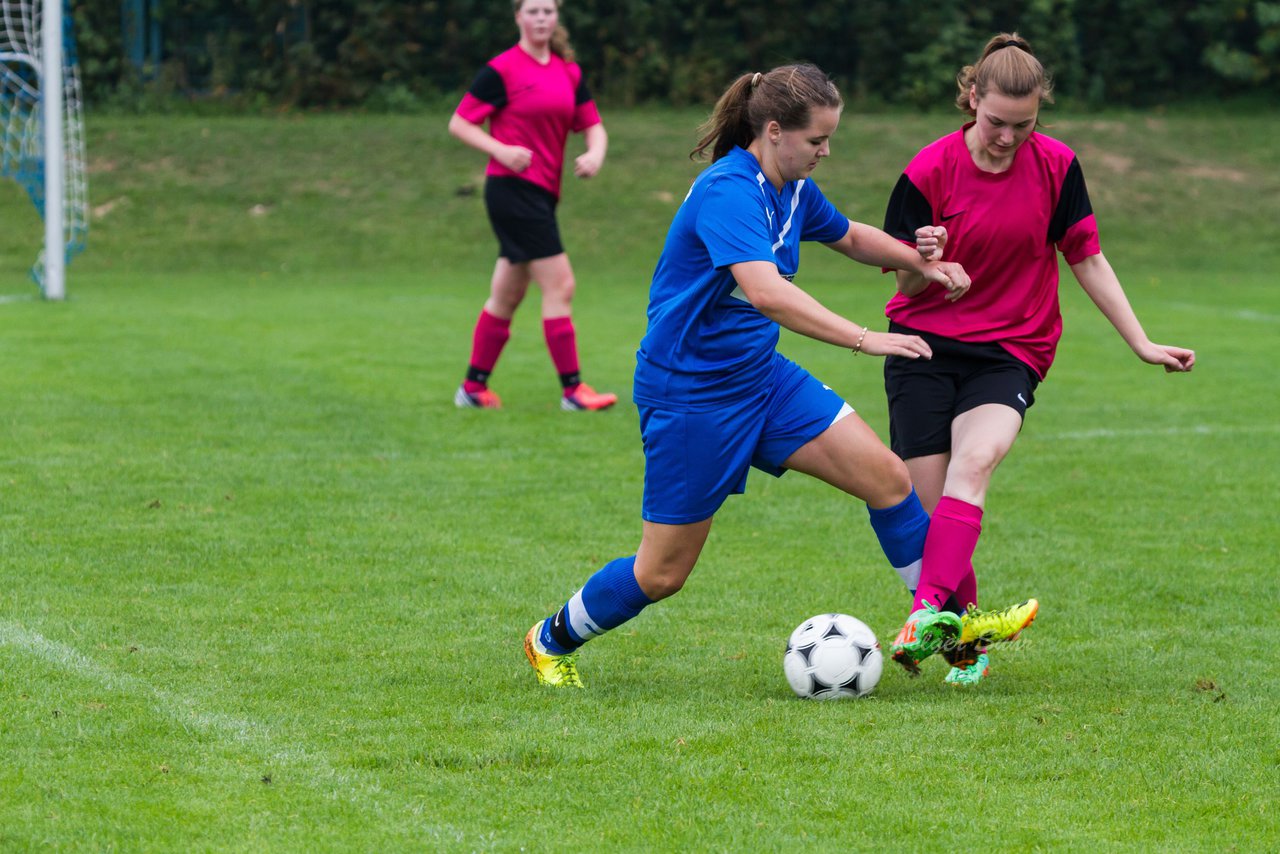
[
  {"x1": 1071, "y1": 253, "x2": 1196, "y2": 373},
  {"x1": 729, "y1": 261, "x2": 932, "y2": 359},
  {"x1": 826, "y1": 221, "x2": 970, "y2": 302}
]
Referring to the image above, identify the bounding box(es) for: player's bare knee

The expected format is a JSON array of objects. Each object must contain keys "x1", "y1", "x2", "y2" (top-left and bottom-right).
[
  {"x1": 866, "y1": 449, "x2": 913, "y2": 506},
  {"x1": 951, "y1": 449, "x2": 1001, "y2": 486},
  {"x1": 553, "y1": 276, "x2": 576, "y2": 304},
  {"x1": 638, "y1": 570, "x2": 686, "y2": 601}
]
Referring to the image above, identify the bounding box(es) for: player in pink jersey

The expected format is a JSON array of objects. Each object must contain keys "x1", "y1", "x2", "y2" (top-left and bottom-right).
[
  {"x1": 882, "y1": 34, "x2": 1196, "y2": 685},
  {"x1": 448, "y1": 0, "x2": 616, "y2": 412}
]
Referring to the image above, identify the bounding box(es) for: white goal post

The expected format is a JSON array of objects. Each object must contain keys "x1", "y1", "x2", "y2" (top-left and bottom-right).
[{"x1": 1, "y1": 0, "x2": 88, "y2": 299}]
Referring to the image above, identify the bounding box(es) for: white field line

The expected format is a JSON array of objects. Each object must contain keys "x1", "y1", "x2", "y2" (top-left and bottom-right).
[
  {"x1": 1164, "y1": 302, "x2": 1280, "y2": 323},
  {"x1": 0, "y1": 619, "x2": 470, "y2": 844},
  {"x1": 1035, "y1": 423, "x2": 1279, "y2": 441},
  {"x1": 0, "y1": 293, "x2": 36, "y2": 304}
]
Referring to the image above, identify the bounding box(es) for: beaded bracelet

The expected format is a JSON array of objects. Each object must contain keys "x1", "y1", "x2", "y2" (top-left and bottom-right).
[{"x1": 852, "y1": 326, "x2": 868, "y2": 355}]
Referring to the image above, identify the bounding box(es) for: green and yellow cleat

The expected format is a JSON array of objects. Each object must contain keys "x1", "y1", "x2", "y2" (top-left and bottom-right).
[
  {"x1": 959, "y1": 598, "x2": 1039, "y2": 646},
  {"x1": 889, "y1": 602, "x2": 962, "y2": 676},
  {"x1": 945, "y1": 652, "x2": 991, "y2": 686},
  {"x1": 524, "y1": 622, "x2": 584, "y2": 688}
]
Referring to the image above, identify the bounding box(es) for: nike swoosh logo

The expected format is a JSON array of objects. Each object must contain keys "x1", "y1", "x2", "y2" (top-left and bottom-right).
[
  {"x1": 553, "y1": 611, "x2": 563, "y2": 628},
  {"x1": 940, "y1": 210, "x2": 965, "y2": 222}
]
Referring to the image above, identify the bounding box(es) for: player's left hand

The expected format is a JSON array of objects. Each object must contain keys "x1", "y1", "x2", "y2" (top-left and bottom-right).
[
  {"x1": 922, "y1": 260, "x2": 971, "y2": 302},
  {"x1": 915, "y1": 225, "x2": 947, "y2": 262},
  {"x1": 1139, "y1": 342, "x2": 1196, "y2": 372},
  {"x1": 574, "y1": 150, "x2": 604, "y2": 178}
]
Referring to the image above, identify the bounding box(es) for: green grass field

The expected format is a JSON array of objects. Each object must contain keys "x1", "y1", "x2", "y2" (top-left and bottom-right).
[{"x1": 1, "y1": 106, "x2": 1277, "y2": 850}]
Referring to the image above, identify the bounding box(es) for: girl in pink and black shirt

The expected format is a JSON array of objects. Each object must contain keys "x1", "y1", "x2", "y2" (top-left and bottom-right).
[
  {"x1": 448, "y1": 0, "x2": 616, "y2": 412},
  {"x1": 882, "y1": 34, "x2": 1195, "y2": 685}
]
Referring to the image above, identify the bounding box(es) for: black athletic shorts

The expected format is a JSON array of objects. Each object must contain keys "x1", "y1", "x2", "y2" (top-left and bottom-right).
[
  {"x1": 883, "y1": 321, "x2": 1040, "y2": 460},
  {"x1": 484, "y1": 176, "x2": 564, "y2": 262}
]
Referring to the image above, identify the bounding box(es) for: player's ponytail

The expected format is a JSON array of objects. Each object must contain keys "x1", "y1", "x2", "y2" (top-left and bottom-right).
[
  {"x1": 550, "y1": 24, "x2": 575, "y2": 63},
  {"x1": 956, "y1": 32, "x2": 1054, "y2": 115},
  {"x1": 691, "y1": 73, "x2": 756, "y2": 162},
  {"x1": 692, "y1": 64, "x2": 842, "y2": 162}
]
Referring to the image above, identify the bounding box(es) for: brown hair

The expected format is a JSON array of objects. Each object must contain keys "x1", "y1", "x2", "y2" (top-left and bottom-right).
[
  {"x1": 512, "y1": 0, "x2": 575, "y2": 63},
  {"x1": 956, "y1": 33, "x2": 1054, "y2": 115},
  {"x1": 691, "y1": 64, "x2": 843, "y2": 162}
]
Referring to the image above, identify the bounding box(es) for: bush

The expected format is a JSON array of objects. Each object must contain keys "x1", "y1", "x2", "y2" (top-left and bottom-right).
[{"x1": 70, "y1": 0, "x2": 1280, "y2": 111}]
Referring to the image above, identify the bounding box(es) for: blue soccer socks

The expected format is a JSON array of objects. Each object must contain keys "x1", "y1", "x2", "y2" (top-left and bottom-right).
[
  {"x1": 866, "y1": 488, "x2": 929, "y2": 593},
  {"x1": 540, "y1": 556, "x2": 654, "y2": 654}
]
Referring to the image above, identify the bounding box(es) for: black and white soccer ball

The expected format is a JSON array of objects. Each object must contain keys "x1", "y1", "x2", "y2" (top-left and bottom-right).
[{"x1": 783, "y1": 613, "x2": 883, "y2": 699}]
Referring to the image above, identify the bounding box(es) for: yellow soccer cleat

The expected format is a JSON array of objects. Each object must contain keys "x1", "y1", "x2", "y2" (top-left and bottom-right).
[
  {"x1": 960, "y1": 598, "x2": 1039, "y2": 646},
  {"x1": 524, "y1": 622, "x2": 584, "y2": 688}
]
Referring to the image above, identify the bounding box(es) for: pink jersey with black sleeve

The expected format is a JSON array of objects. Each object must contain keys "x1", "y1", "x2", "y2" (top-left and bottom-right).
[
  {"x1": 882, "y1": 124, "x2": 1101, "y2": 378},
  {"x1": 454, "y1": 44, "x2": 602, "y2": 200}
]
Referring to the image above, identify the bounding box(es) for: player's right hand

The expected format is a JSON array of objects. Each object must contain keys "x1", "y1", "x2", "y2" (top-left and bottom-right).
[
  {"x1": 915, "y1": 225, "x2": 947, "y2": 262},
  {"x1": 498, "y1": 144, "x2": 533, "y2": 173},
  {"x1": 859, "y1": 331, "x2": 932, "y2": 360}
]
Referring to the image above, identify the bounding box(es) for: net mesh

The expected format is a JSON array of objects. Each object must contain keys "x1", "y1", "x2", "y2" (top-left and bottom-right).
[{"x1": 1, "y1": 0, "x2": 87, "y2": 290}]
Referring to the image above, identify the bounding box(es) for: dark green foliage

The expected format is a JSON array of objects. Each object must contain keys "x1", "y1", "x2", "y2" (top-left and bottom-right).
[{"x1": 67, "y1": 1, "x2": 1280, "y2": 109}]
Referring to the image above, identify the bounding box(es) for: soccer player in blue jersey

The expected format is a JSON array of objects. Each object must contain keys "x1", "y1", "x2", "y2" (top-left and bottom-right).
[{"x1": 524, "y1": 63, "x2": 972, "y2": 688}]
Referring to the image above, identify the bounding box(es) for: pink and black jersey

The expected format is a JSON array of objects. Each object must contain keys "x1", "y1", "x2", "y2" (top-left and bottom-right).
[
  {"x1": 454, "y1": 44, "x2": 602, "y2": 200},
  {"x1": 883, "y1": 124, "x2": 1100, "y2": 378}
]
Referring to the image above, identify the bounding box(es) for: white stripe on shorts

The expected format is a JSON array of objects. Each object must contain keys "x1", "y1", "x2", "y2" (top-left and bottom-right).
[{"x1": 830, "y1": 401, "x2": 855, "y2": 427}]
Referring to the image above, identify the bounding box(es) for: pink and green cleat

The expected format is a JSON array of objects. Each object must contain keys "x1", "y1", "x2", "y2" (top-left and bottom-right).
[
  {"x1": 889, "y1": 602, "x2": 962, "y2": 676},
  {"x1": 944, "y1": 651, "x2": 991, "y2": 686}
]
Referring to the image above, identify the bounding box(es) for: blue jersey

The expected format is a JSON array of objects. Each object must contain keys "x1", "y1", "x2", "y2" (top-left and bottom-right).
[{"x1": 634, "y1": 146, "x2": 849, "y2": 411}]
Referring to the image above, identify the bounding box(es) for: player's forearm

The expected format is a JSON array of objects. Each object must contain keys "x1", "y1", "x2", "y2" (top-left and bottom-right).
[
  {"x1": 583, "y1": 123, "x2": 608, "y2": 157},
  {"x1": 1071, "y1": 253, "x2": 1152, "y2": 352},
  {"x1": 895, "y1": 268, "x2": 929, "y2": 297},
  {"x1": 734, "y1": 262, "x2": 865, "y2": 348},
  {"x1": 837, "y1": 221, "x2": 931, "y2": 280},
  {"x1": 448, "y1": 113, "x2": 504, "y2": 159},
  {"x1": 764, "y1": 289, "x2": 867, "y2": 348}
]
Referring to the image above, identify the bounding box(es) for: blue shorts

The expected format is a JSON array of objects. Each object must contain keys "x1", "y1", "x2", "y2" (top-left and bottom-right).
[{"x1": 639, "y1": 354, "x2": 848, "y2": 525}]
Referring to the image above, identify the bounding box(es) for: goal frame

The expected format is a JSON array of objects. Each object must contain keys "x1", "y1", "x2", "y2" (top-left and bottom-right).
[
  {"x1": 41, "y1": 0, "x2": 64, "y2": 299},
  {"x1": 1, "y1": 0, "x2": 85, "y2": 299}
]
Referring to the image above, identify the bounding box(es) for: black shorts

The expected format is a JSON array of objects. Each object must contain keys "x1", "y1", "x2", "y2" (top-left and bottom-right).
[
  {"x1": 484, "y1": 176, "x2": 564, "y2": 262},
  {"x1": 883, "y1": 321, "x2": 1040, "y2": 460}
]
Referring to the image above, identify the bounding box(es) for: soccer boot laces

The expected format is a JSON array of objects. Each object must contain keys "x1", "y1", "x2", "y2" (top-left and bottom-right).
[
  {"x1": 959, "y1": 598, "x2": 1039, "y2": 646},
  {"x1": 889, "y1": 601, "x2": 962, "y2": 676},
  {"x1": 524, "y1": 622, "x2": 584, "y2": 688}
]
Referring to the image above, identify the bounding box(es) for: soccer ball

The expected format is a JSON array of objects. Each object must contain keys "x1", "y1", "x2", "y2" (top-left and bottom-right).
[{"x1": 783, "y1": 613, "x2": 883, "y2": 699}]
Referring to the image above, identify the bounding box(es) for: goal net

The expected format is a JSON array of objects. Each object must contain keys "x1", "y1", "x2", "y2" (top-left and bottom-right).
[{"x1": 1, "y1": 0, "x2": 87, "y2": 297}]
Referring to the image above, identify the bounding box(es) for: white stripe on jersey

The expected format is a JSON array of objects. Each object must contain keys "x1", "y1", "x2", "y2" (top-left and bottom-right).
[
  {"x1": 753, "y1": 172, "x2": 805, "y2": 251},
  {"x1": 729, "y1": 174, "x2": 809, "y2": 303},
  {"x1": 772, "y1": 179, "x2": 805, "y2": 252}
]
